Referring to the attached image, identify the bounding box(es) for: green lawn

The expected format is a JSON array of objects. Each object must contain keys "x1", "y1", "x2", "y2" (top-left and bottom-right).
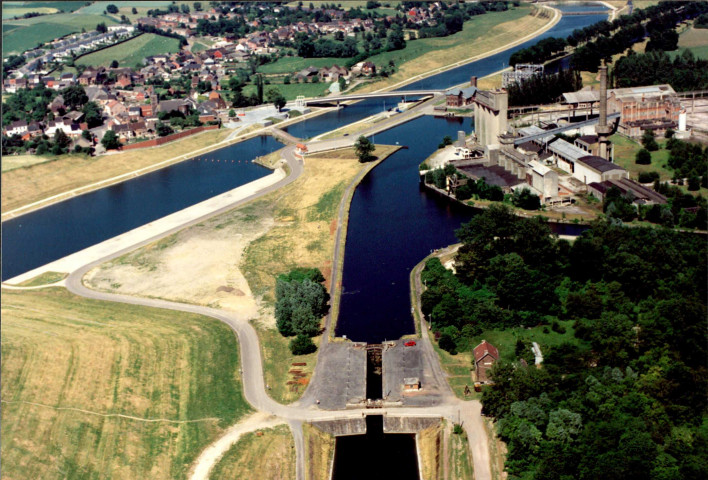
[
  {"x1": 191, "y1": 40, "x2": 212, "y2": 53},
  {"x1": 669, "y1": 25, "x2": 708, "y2": 60},
  {"x1": 258, "y1": 56, "x2": 345, "y2": 75},
  {"x1": 76, "y1": 33, "x2": 181, "y2": 68},
  {"x1": 611, "y1": 134, "x2": 674, "y2": 181},
  {"x1": 242, "y1": 81, "x2": 332, "y2": 101},
  {"x1": 2, "y1": 13, "x2": 118, "y2": 57}
]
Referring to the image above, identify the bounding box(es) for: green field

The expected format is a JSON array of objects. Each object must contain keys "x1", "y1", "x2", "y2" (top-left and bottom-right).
[
  {"x1": 366, "y1": 7, "x2": 530, "y2": 68},
  {"x1": 669, "y1": 26, "x2": 708, "y2": 59},
  {"x1": 77, "y1": 1, "x2": 173, "y2": 14},
  {"x1": 257, "y1": 56, "x2": 345, "y2": 75},
  {"x1": 3, "y1": 1, "x2": 85, "y2": 12},
  {"x1": 611, "y1": 134, "x2": 673, "y2": 180},
  {"x1": 2, "y1": 13, "x2": 118, "y2": 57},
  {"x1": 242, "y1": 81, "x2": 332, "y2": 100},
  {"x1": 76, "y1": 33, "x2": 181, "y2": 68},
  {"x1": 2, "y1": 7, "x2": 60, "y2": 19},
  {"x1": 1, "y1": 287, "x2": 250, "y2": 480}
]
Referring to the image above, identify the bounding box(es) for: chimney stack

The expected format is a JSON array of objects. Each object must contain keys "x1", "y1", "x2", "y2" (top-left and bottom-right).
[{"x1": 595, "y1": 59, "x2": 612, "y2": 160}]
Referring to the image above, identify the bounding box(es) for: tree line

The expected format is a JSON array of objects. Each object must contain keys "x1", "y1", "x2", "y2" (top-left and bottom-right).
[
  {"x1": 611, "y1": 49, "x2": 708, "y2": 91},
  {"x1": 507, "y1": 68, "x2": 582, "y2": 106},
  {"x1": 421, "y1": 204, "x2": 707, "y2": 479}
]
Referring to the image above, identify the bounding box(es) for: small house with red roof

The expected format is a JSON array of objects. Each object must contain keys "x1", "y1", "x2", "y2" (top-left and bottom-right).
[{"x1": 474, "y1": 340, "x2": 499, "y2": 384}]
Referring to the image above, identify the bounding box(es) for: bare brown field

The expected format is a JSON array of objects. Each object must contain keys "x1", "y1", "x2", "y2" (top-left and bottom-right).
[
  {"x1": 0, "y1": 287, "x2": 250, "y2": 480},
  {"x1": 208, "y1": 424, "x2": 295, "y2": 480},
  {"x1": 2, "y1": 128, "x2": 232, "y2": 214}
]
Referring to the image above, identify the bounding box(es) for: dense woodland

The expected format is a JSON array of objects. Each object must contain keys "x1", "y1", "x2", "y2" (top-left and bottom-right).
[
  {"x1": 507, "y1": 68, "x2": 583, "y2": 107},
  {"x1": 611, "y1": 50, "x2": 708, "y2": 91},
  {"x1": 421, "y1": 205, "x2": 707, "y2": 479}
]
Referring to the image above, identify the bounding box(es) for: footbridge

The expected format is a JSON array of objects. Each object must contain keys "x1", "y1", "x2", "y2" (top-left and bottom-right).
[{"x1": 303, "y1": 89, "x2": 445, "y2": 105}]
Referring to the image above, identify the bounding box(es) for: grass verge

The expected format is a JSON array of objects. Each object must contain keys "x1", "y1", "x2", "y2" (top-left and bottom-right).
[
  {"x1": 208, "y1": 424, "x2": 295, "y2": 480},
  {"x1": 17, "y1": 271, "x2": 68, "y2": 286},
  {"x1": 1, "y1": 287, "x2": 250, "y2": 480},
  {"x1": 303, "y1": 423, "x2": 335, "y2": 480},
  {"x1": 448, "y1": 420, "x2": 475, "y2": 480}
]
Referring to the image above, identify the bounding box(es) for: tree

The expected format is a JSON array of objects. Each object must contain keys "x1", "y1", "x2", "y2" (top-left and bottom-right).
[
  {"x1": 82, "y1": 129, "x2": 92, "y2": 141},
  {"x1": 132, "y1": 7, "x2": 137, "y2": 14},
  {"x1": 54, "y1": 129, "x2": 71, "y2": 149},
  {"x1": 194, "y1": 2, "x2": 202, "y2": 11},
  {"x1": 256, "y1": 74, "x2": 264, "y2": 104},
  {"x1": 156, "y1": 122, "x2": 173, "y2": 137},
  {"x1": 101, "y1": 130, "x2": 120, "y2": 150},
  {"x1": 512, "y1": 187, "x2": 541, "y2": 210},
  {"x1": 642, "y1": 130, "x2": 659, "y2": 151},
  {"x1": 635, "y1": 148, "x2": 651, "y2": 164},
  {"x1": 96, "y1": 22, "x2": 107, "y2": 33},
  {"x1": 181, "y1": 4, "x2": 190, "y2": 14},
  {"x1": 665, "y1": 128, "x2": 675, "y2": 139},
  {"x1": 266, "y1": 87, "x2": 286, "y2": 112},
  {"x1": 110, "y1": 59, "x2": 119, "y2": 68},
  {"x1": 354, "y1": 136, "x2": 375, "y2": 163},
  {"x1": 61, "y1": 85, "x2": 88, "y2": 110},
  {"x1": 106, "y1": 4, "x2": 118, "y2": 14},
  {"x1": 228, "y1": 109, "x2": 236, "y2": 118},
  {"x1": 290, "y1": 334, "x2": 317, "y2": 355},
  {"x1": 82, "y1": 101, "x2": 103, "y2": 128}
]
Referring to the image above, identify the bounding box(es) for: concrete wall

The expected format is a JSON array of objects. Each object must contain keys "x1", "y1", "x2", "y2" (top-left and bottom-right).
[
  {"x1": 383, "y1": 416, "x2": 442, "y2": 434},
  {"x1": 310, "y1": 418, "x2": 367, "y2": 437}
]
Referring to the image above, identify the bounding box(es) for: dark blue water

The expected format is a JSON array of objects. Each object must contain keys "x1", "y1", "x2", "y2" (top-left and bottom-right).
[
  {"x1": 284, "y1": 7, "x2": 608, "y2": 142},
  {"x1": 336, "y1": 116, "x2": 475, "y2": 343},
  {"x1": 1, "y1": 136, "x2": 281, "y2": 280},
  {"x1": 332, "y1": 416, "x2": 418, "y2": 480},
  {"x1": 2, "y1": 5, "x2": 605, "y2": 282}
]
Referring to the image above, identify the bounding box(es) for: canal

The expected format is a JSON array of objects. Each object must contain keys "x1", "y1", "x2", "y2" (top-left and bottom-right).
[
  {"x1": 1, "y1": 136, "x2": 281, "y2": 280},
  {"x1": 1, "y1": 5, "x2": 607, "y2": 283}
]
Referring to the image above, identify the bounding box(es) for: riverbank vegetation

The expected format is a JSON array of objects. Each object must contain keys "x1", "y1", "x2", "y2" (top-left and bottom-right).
[
  {"x1": 209, "y1": 424, "x2": 295, "y2": 480},
  {"x1": 420, "y1": 205, "x2": 707, "y2": 479},
  {"x1": 1, "y1": 287, "x2": 250, "y2": 480}
]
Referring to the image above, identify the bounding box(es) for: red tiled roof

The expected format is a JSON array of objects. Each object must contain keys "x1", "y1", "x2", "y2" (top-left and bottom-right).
[{"x1": 474, "y1": 340, "x2": 499, "y2": 363}]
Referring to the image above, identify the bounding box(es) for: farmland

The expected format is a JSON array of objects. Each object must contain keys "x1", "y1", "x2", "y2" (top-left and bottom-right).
[
  {"x1": 76, "y1": 33, "x2": 181, "y2": 68},
  {"x1": 669, "y1": 25, "x2": 708, "y2": 60},
  {"x1": 1, "y1": 287, "x2": 251, "y2": 480},
  {"x1": 2, "y1": 13, "x2": 118, "y2": 57}
]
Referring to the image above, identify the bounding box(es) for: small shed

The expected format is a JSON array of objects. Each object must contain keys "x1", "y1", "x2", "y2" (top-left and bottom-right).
[
  {"x1": 295, "y1": 143, "x2": 308, "y2": 155},
  {"x1": 403, "y1": 377, "x2": 421, "y2": 391}
]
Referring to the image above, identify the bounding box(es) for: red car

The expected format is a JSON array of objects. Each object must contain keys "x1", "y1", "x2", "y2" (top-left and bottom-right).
[{"x1": 404, "y1": 341, "x2": 416, "y2": 347}]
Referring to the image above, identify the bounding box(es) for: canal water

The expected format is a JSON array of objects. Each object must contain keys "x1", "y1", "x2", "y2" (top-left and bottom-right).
[
  {"x1": 331, "y1": 416, "x2": 419, "y2": 480},
  {"x1": 1, "y1": 136, "x2": 281, "y2": 280},
  {"x1": 1, "y1": 4, "x2": 606, "y2": 282}
]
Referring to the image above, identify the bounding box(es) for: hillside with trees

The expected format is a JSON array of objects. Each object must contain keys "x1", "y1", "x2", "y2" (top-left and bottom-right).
[{"x1": 421, "y1": 205, "x2": 707, "y2": 479}]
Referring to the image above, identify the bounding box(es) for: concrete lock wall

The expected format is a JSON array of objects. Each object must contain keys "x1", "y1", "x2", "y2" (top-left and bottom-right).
[
  {"x1": 310, "y1": 418, "x2": 367, "y2": 437},
  {"x1": 383, "y1": 416, "x2": 442, "y2": 434}
]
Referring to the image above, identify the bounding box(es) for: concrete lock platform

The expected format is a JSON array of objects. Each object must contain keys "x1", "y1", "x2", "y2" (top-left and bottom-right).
[
  {"x1": 382, "y1": 340, "x2": 447, "y2": 407},
  {"x1": 308, "y1": 342, "x2": 367, "y2": 410}
]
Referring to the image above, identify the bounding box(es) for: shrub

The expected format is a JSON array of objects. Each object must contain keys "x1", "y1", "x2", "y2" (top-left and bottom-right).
[
  {"x1": 453, "y1": 424, "x2": 464, "y2": 435},
  {"x1": 290, "y1": 334, "x2": 317, "y2": 355},
  {"x1": 638, "y1": 171, "x2": 660, "y2": 183},
  {"x1": 438, "y1": 332, "x2": 457, "y2": 354},
  {"x1": 635, "y1": 149, "x2": 651, "y2": 165}
]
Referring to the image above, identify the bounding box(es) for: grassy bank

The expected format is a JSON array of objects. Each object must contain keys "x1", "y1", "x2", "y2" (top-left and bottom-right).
[
  {"x1": 303, "y1": 423, "x2": 335, "y2": 480},
  {"x1": 357, "y1": 6, "x2": 551, "y2": 93},
  {"x1": 2, "y1": 128, "x2": 232, "y2": 214},
  {"x1": 209, "y1": 424, "x2": 295, "y2": 480},
  {"x1": 1, "y1": 287, "x2": 250, "y2": 480}
]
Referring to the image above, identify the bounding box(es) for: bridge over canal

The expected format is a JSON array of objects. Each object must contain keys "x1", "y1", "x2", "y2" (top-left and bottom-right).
[{"x1": 301, "y1": 89, "x2": 445, "y2": 106}]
